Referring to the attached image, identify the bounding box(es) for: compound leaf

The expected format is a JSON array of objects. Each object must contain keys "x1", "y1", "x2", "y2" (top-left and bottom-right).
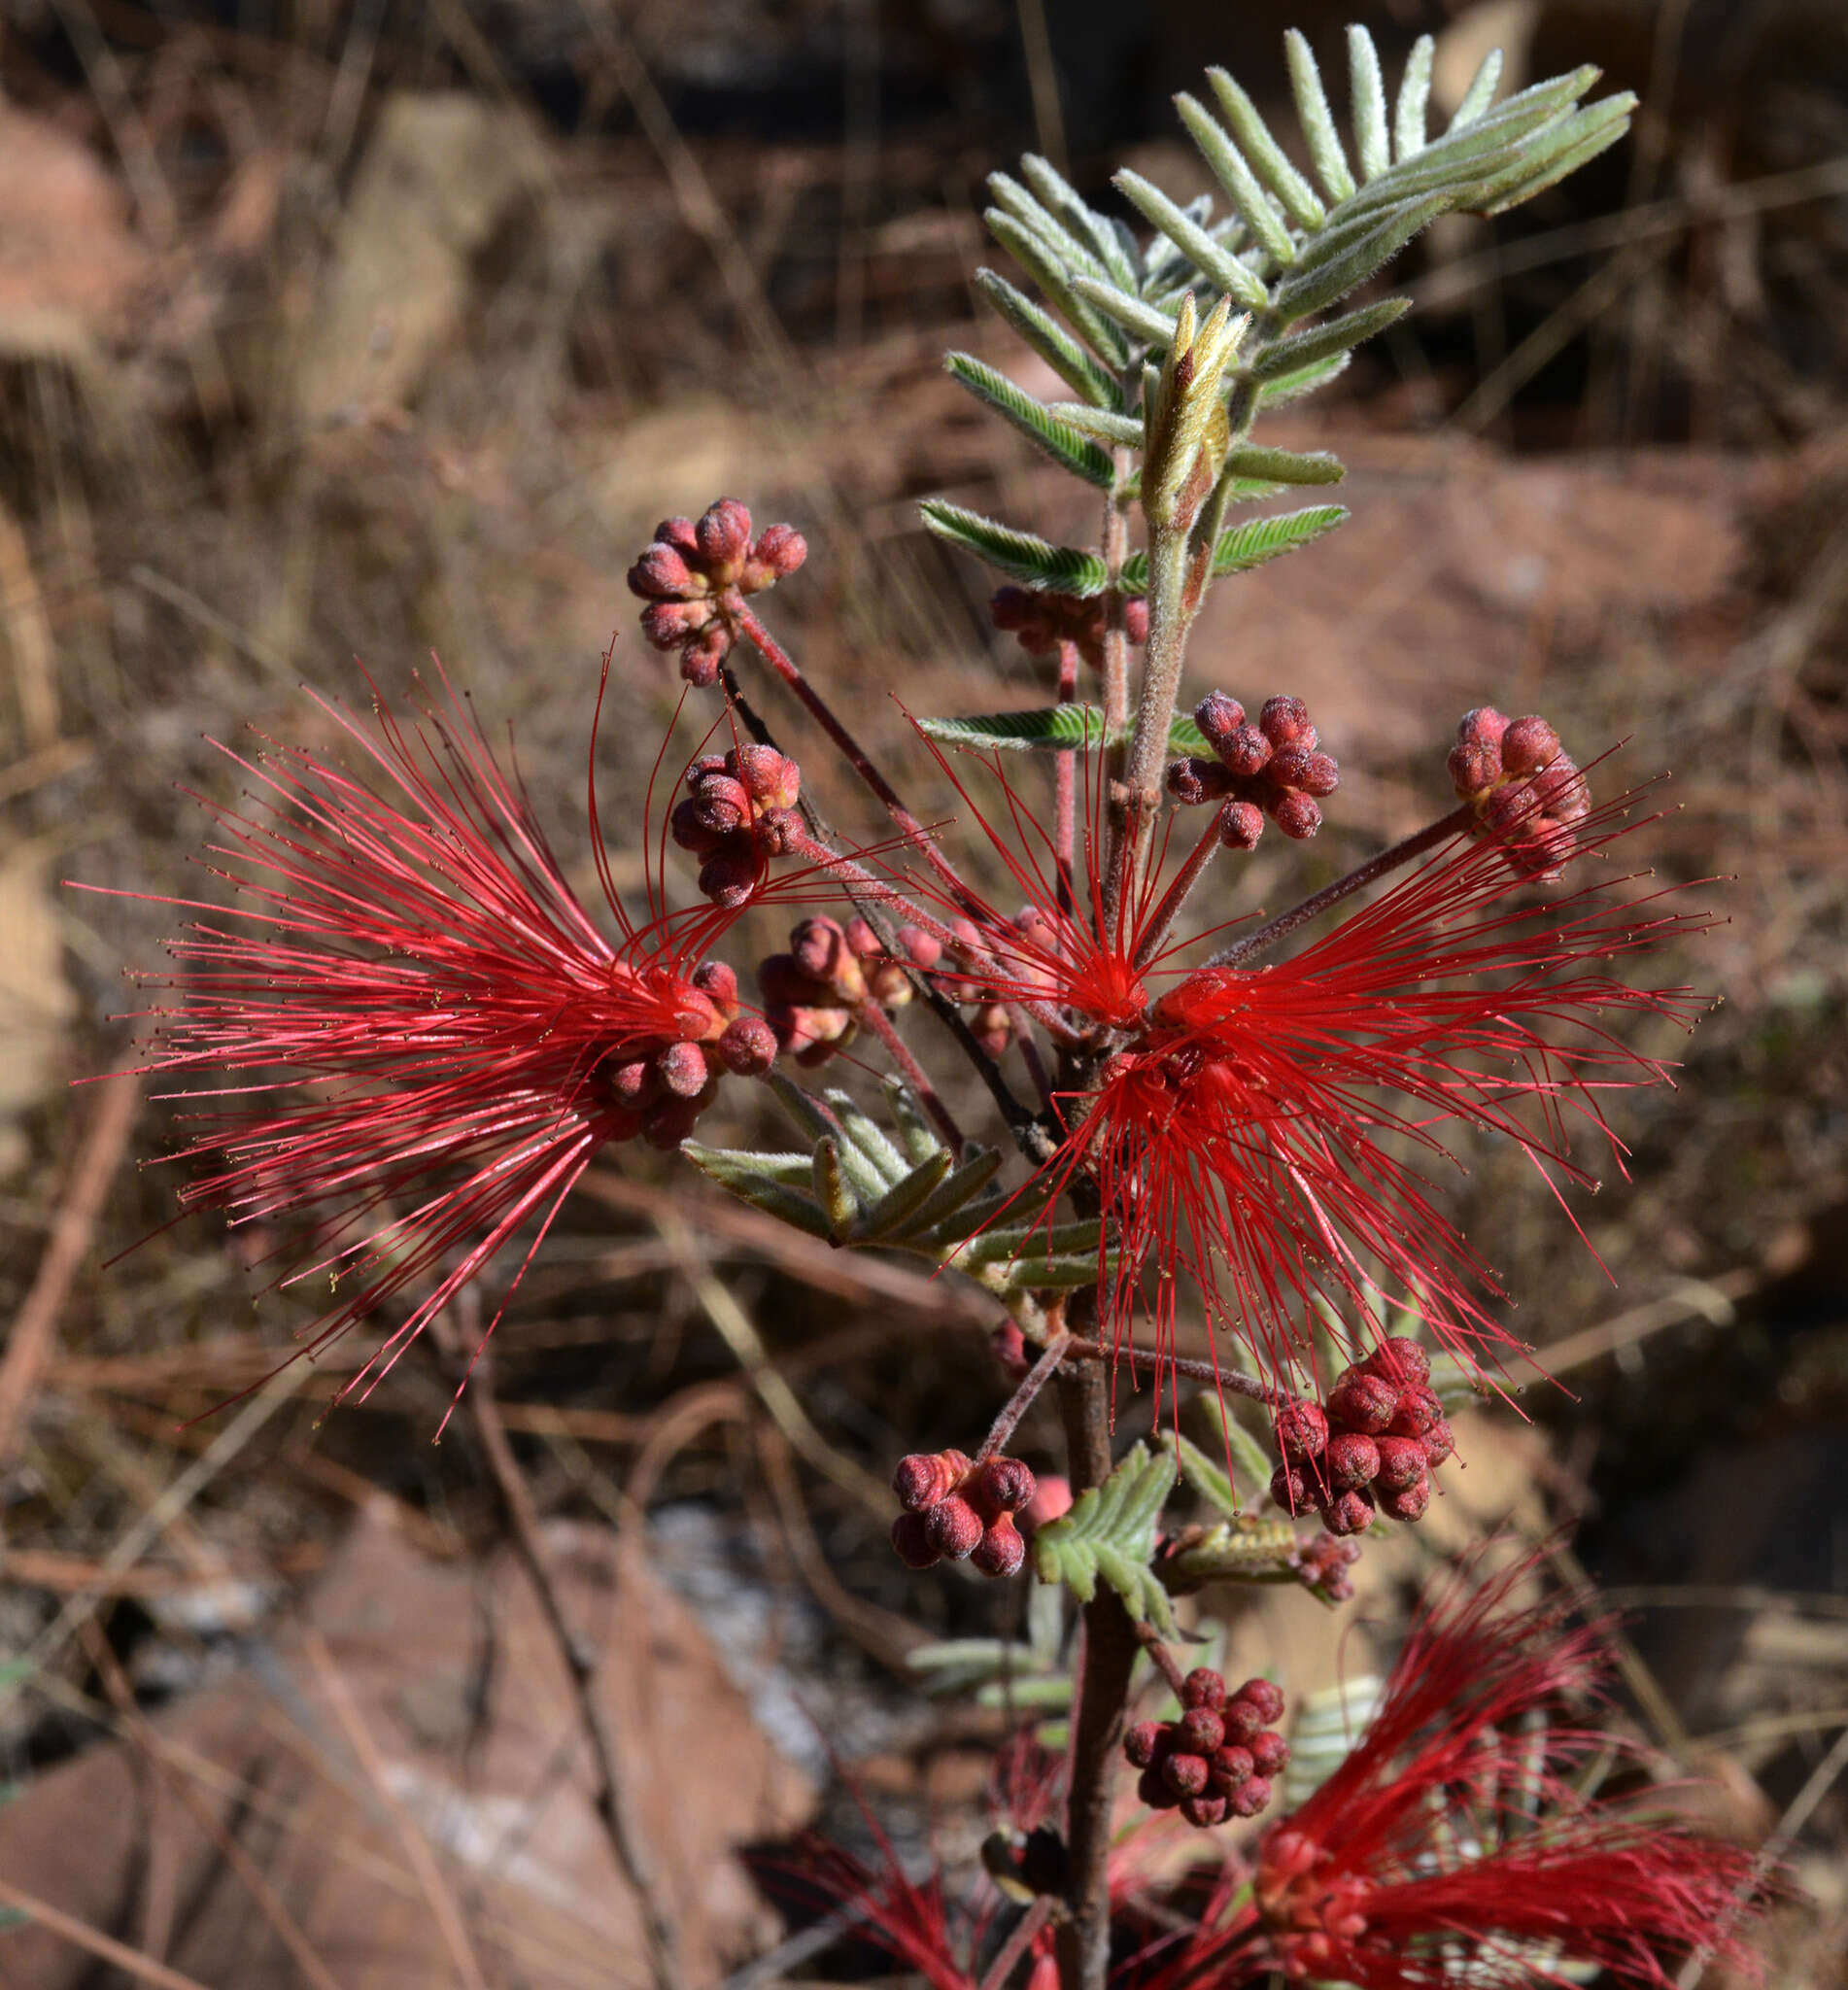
[
  {"x1": 920, "y1": 498, "x2": 1110, "y2": 594},
  {"x1": 1032, "y1": 1442, "x2": 1179, "y2": 1635}
]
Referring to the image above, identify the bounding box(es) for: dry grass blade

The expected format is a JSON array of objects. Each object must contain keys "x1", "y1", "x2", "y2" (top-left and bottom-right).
[
  {"x1": 1542, "y1": 1269, "x2": 1759, "y2": 1375},
  {"x1": 298, "y1": 1623, "x2": 494, "y2": 1990},
  {"x1": 0, "y1": 1067, "x2": 143, "y2": 1471},
  {"x1": 0, "y1": 1877, "x2": 218, "y2": 1990}
]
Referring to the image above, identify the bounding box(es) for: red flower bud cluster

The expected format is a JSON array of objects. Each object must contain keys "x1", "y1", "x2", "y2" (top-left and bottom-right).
[
  {"x1": 1123, "y1": 1670, "x2": 1288, "y2": 1829},
  {"x1": 758, "y1": 914, "x2": 937, "y2": 1066},
  {"x1": 1269, "y1": 1339, "x2": 1454, "y2": 1535},
  {"x1": 669, "y1": 743, "x2": 804, "y2": 908},
  {"x1": 1293, "y1": 1529, "x2": 1362, "y2": 1604},
  {"x1": 989, "y1": 586, "x2": 1149, "y2": 671},
  {"x1": 889, "y1": 1449, "x2": 1036, "y2": 1579},
  {"x1": 1448, "y1": 705, "x2": 1590, "y2": 881},
  {"x1": 590, "y1": 959, "x2": 773, "y2": 1148},
  {"x1": 628, "y1": 499, "x2": 806, "y2": 686},
  {"x1": 1166, "y1": 691, "x2": 1341, "y2": 842}
]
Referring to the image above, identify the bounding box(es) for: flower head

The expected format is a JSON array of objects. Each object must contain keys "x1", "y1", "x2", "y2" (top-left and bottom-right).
[
  {"x1": 100, "y1": 662, "x2": 807, "y2": 1418},
  {"x1": 916, "y1": 727, "x2": 1710, "y2": 1400},
  {"x1": 1235, "y1": 1550, "x2": 1766, "y2": 1986}
]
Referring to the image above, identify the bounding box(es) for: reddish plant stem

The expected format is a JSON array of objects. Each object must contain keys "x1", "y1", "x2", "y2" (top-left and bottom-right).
[
  {"x1": 1134, "y1": 1622, "x2": 1188, "y2": 1697},
  {"x1": 975, "y1": 1327, "x2": 1072, "y2": 1465},
  {"x1": 1133, "y1": 804, "x2": 1228, "y2": 972},
  {"x1": 1054, "y1": 637, "x2": 1079, "y2": 917},
  {"x1": 735, "y1": 602, "x2": 969, "y2": 899},
  {"x1": 1054, "y1": 1357, "x2": 1139, "y2": 1990},
  {"x1": 1205, "y1": 805, "x2": 1473, "y2": 971},
  {"x1": 854, "y1": 998, "x2": 966, "y2": 1153}
]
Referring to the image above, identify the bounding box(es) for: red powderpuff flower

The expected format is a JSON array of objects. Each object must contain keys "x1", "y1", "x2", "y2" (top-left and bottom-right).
[
  {"x1": 1114, "y1": 1554, "x2": 1767, "y2": 1990},
  {"x1": 86, "y1": 662, "x2": 809, "y2": 1419},
  {"x1": 941, "y1": 744, "x2": 1713, "y2": 1393},
  {"x1": 1232, "y1": 1551, "x2": 1767, "y2": 1986}
]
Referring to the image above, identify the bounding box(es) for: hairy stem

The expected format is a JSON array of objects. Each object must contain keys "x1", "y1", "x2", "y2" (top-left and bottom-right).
[
  {"x1": 975, "y1": 1326, "x2": 1071, "y2": 1464},
  {"x1": 1055, "y1": 1358, "x2": 1140, "y2": 1990},
  {"x1": 1061, "y1": 1335, "x2": 1282, "y2": 1407},
  {"x1": 1204, "y1": 804, "x2": 1473, "y2": 970},
  {"x1": 1134, "y1": 1622, "x2": 1189, "y2": 1697},
  {"x1": 1114, "y1": 524, "x2": 1195, "y2": 917}
]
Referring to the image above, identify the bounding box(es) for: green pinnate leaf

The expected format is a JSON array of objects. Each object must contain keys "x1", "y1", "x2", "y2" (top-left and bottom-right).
[
  {"x1": 1204, "y1": 66, "x2": 1325, "y2": 231},
  {"x1": 1247, "y1": 297, "x2": 1410, "y2": 380},
  {"x1": 974, "y1": 267, "x2": 1125, "y2": 411},
  {"x1": 944, "y1": 354, "x2": 1116, "y2": 489},
  {"x1": 1160, "y1": 1514, "x2": 1303, "y2": 1592},
  {"x1": 919, "y1": 499, "x2": 1110, "y2": 595},
  {"x1": 1284, "y1": 28, "x2": 1356, "y2": 203},
  {"x1": 1119, "y1": 503, "x2": 1348, "y2": 591},
  {"x1": 1347, "y1": 24, "x2": 1392, "y2": 183},
  {"x1": 1449, "y1": 47, "x2": 1504, "y2": 131},
  {"x1": 984, "y1": 211, "x2": 1133, "y2": 369},
  {"x1": 1394, "y1": 32, "x2": 1435, "y2": 162},
  {"x1": 1113, "y1": 167, "x2": 1271, "y2": 308},
  {"x1": 1032, "y1": 1442, "x2": 1180, "y2": 1636}
]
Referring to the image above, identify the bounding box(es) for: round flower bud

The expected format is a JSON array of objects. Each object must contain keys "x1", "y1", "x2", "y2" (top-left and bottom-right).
[
  {"x1": 1181, "y1": 1667, "x2": 1226, "y2": 1711},
  {"x1": 746, "y1": 522, "x2": 806, "y2": 586},
  {"x1": 696, "y1": 497, "x2": 753, "y2": 577},
  {"x1": 1123, "y1": 1721, "x2": 1168, "y2": 1769},
  {"x1": 1208, "y1": 1744, "x2": 1253, "y2": 1792},
  {"x1": 1323, "y1": 1432, "x2": 1381, "y2": 1492},
  {"x1": 1124, "y1": 598, "x2": 1149, "y2": 644},
  {"x1": 1270, "y1": 1462, "x2": 1308, "y2": 1511},
  {"x1": 1249, "y1": 1730, "x2": 1290, "y2": 1776},
  {"x1": 1234, "y1": 1678, "x2": 1285, "y2": 1726},
  {"x1": 1258, "y1": 695, "x2": 1314, "y2": 747},
  {"x1": 1327, "y1": 1370, "x2": 1397, "y2": 1435},
  {"x1": 697, "y1": 845, "x2": 761, "y2": 908},
  {"x1": 1229, "y1": 1775, "x2": 1273, "y2": 1819},
  {"x1": 1275, "y1": 1397, "x2": 1329, "y2": 1463},
  {"x1": 1364, "y1": 1337, "x2": 1431, "y2": 1384},
  {"x1": 1180, "y1": 1793, "x2": 1229, "y2": 1829},
  {"x1": 971, "y1": 1456, "x2": 1037, "y2": 1519},
  {"x1": 691, "y1": 959, "x2": 738, "y2": 1011},
  {"x1": 1322, "y1": 1487, "x2": 1377, "y2": 1537},
  {"x1": 1217, "y1": 800, "x2": 1265, "y2": 850},
  {"x1": 733, "y1": 743, "x2": 802, "y2": 810},
  {"x1": 1269, "y1": 789, "x2": 1323, "y2": 840},
  {"x1": 1193, "y1": 690, "x2": 1248, "y2": 755},
  {"x1": 1380, "y1": 1476, "x2": 1431, "y2": 1523},
  {"x1": 897, "y1": 924, "x2": 941, "y2": 970},
  {"x1": 971, "y1": 1516, "x2": 1026, "y2": 1578},
  {"x1": 1217, "y1": 723, "x2": 1272, "y2": 779},
  {"x1": 1221, "y1": 1698, "x2": 1263, "y2": 1744},
  {"x1": 655, "y1": 1040, "x2": 711, "y2": 1099},
  {"x1": 890, "y1": 1512, "x2": 940, "y2": 1568},
  {"x1": 1297, "y1": 751, "x2": 1341, "y2": 797},
  {"x1": 1421, "y1": 1417, "x2": 1455, "y2": 1467},
  {"x1": 1373, "y1": 1435, "x2": 1429, "y2": 1494},
  {"x1": 715, "y1": 1015, "x2": 777, "y2": 1077},
  {"x1": 1160, "y1": 1751, "x2": 1209, "y2": 1799},
  {"x1": 1178, "y1": 1708, "x2": 1224, "y2": 1755},
  {"x1": 1389, "y1": 1386, "x2": 1442, "y2": 1437},
  {"x1": 628, "y1": 543, "x2": 697, "y2": 600},
  {"x1": 1500, "y1": 714, "x2": 1561, "y2": 774},
  {"x1": 892, "y1": 1449, "x2": 970, "y2": 1511},
  {"x1": 924, "y1": 1494, "x2": 984, "y2": 1561}
]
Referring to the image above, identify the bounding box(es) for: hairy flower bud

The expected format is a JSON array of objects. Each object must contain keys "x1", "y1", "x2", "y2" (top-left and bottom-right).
[
  {"x1": 1228, "y1": 1774, "x2": 1273, "y2": 1819},
  {"x1": 732, "y1": 743, "x2": 802, "y2": 811},
  {"x1": 1161, "y1": 1751, "x2": 1210, "y2": 1799},
  {"x1": 1181, "y1": 1667, "x2": 1226, "y2": 1710},
  {"x1": 1422, "y1": 1417, "x2": 1456, "y2": 1467},
  {"x1": 1138, "y1": 1767, "x2": 1181, "y2": 1812},
  {"x1": 1501, "y1": 713, "x2": 1561, "y2": 774},
  {"x1": 1235, "y1": 1678, "x2": 1286, "y2": 1725},
  {"x1": 1269, "y1": 789, "x2": 1323, "y2": 840},
  {"x1": 1364, "y1": 1336, "x2": 1431, "y2": 1385},
  {"x1": 1373, "y1": 1434, "x2": 1428, "y2": 1494},
  {"x1": 1179, "y1": 1708, "x2": 1225, "y2": 1754},
  {"x1": 971, "y1": 1455, "x2": 1037, "y2": 1520},
  {"x1": 1322, "y1": 1487, "x2": 1377, "y2": 1536},
  {"x1": 1327, "y1": 1370, "x2": 1397, "y2": 1435},
  {"x1": 923, "y1": 1495, "x2": 984, "y2": 1561},
  {"x1": 1389, "y1": 1386, "x2": 1442, "y2": 1437},
  {"x1": 1259, "y1": 695, "x2": 1314, "y2": 747},
  {"x1": 1249, "y1": 1729, "x2": 1290, "y2": 1776},
  {"x1": 714, "y1": 1015, "x2": 777, "y2": 1076},
  {"x1": 1124, "y1": 1721, "x2": 1168, "y2": 1768},
  {"x1": 656, "y1": 1039, "x2": 710, "y2": 1098},
  {"x1": 1209, "y1": 1743, "x2": 1254, "y2": 1792},
  {"x1": 1194, "y1": 690, "x2": 1248, "y2": 754},
  {"x1": 1181, "y1": 1793, "x2": 1229, "y2": 1829},
  {"x1": 1379, "y1": 1476, "x2": 1431, "y2": 1523},
  {"x1": 892, "y1": 1448, "x2": 971, "y2": 1511},
  {"x1": 971, "y1": 1515, "x2": 1026, "y2": 1577},
  {"x1": 1217, "y1": 799, "x2": 1266, "y2": 849},
  {"x1": 1323, "y1": 1431, "x2": 1381, "y2": 1491},
  {"x1": 1275, "y1": 1397, "x2": 1329, "y2": 1462}
]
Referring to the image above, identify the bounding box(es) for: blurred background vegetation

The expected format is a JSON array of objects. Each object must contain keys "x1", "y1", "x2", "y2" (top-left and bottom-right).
[{"x1": 0, "y1": 1, "x2": 1844, "y2": 1984}]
